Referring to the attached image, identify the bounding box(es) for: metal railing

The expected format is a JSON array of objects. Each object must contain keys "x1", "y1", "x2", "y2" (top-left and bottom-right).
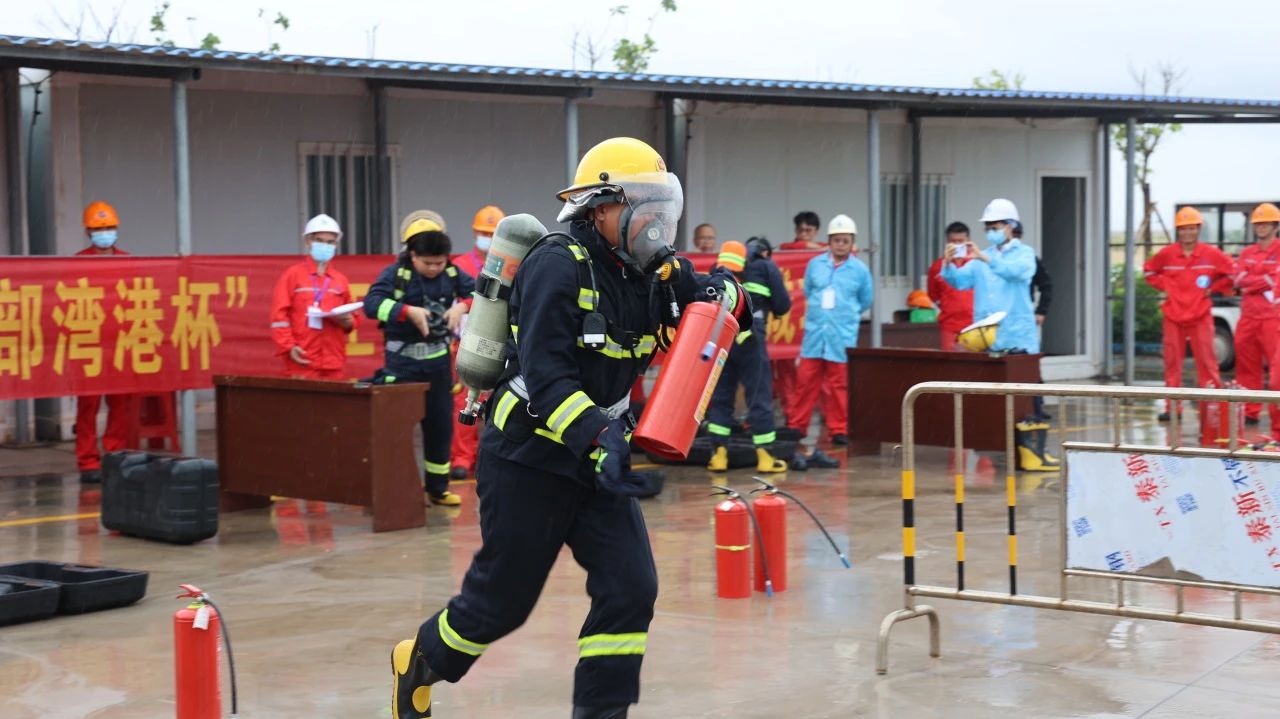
[{"x1": 876, "y1": 381, "x2": 1280, "y2": 675}]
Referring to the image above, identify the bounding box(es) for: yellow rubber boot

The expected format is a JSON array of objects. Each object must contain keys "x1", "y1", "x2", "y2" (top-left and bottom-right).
[
  {"x1": 756, "y1": 448, "x2": 787, "y2": 473},
  {"x1": 707, "y1": 446, "x2": 729, "y2": 472},
  {"x1": 391, "y1": 639, "x2": 433, "y2": 718}
]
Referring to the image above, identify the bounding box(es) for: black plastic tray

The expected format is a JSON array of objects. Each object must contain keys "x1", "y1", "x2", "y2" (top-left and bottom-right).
[
  {"x1": 0, "y1": 561, "x2": 148, "y2": 614},
  {"x1": 0, "y1": 575, "x2": 61, "y2": 626}
]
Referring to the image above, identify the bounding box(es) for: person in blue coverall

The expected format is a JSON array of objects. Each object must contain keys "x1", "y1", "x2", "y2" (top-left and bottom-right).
[
  {"x1": 942, "y1": 197, "x2": 1057, "y2": 471},
  {"x1": 785, "y1": 213, "x2": 871, "y2": 468}
]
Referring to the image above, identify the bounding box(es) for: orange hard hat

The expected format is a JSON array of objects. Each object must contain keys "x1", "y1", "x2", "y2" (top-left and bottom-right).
[
  {"x1": 83, "y1": 201, "x2": 119, "y2": 230},
  {"x1": 1251, "y1": 202, "x2": 1280, "y2": 225},
  {"x1": 717, "y1": 241, "x2": 747, "y2": 272},
  {"x1": 1174, "y1": 206, "x2": 1203, "y2": 228},
  {"x1": 907, "y1": 289, "x2": 934, "y2": 309},
  {"x1": 472, "y1": 205, "x2": 505, "y2": 234}
]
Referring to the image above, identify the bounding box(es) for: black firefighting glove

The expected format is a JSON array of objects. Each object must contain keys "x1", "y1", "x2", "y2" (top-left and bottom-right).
[{"x1": 594, "y1": 418, "x2": 658, "y2": 497}]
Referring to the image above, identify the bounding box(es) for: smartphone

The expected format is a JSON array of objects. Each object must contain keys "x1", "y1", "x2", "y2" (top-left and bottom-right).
[{"x1": 952, "y1": 243, "x2": 968, "y2": 259}]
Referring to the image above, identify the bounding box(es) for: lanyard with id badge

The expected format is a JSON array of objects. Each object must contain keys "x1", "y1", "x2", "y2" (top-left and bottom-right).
[
  {"x1": 820, "y1": 260, "x2": 847, "y2": 310},
  {"x1": 306, "y1": 274, "x2": 332, "y2": 330}
]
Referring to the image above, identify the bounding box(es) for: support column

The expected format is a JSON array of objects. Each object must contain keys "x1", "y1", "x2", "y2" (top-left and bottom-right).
[
  {"x1": 1123, "y1": 117, "x2": 1136, "y2": 386},
  {"x1": 373, "y1": 85, "x2": 388, "y2": 250},
  {"x1": 909, "y1": 114, "x2": 923, "y2": 283},
  {"x1": 565, "y1": 97, "x2": 579, "y2": 186},
  {"x1": 4, "y1": 69, "x2": 31, "y2": 443},
  {"x1": 1101, "y1": 122, "x2": 1113, "y2": 378},
  {"x1": 868, "y1": 108, "x2": 883, "y2": 348},
  {"x1": 173, "y1": 77, "x2": 197, "y2": 455},
  {"x1": 664, "y1": 96, "x2": 689, "y2": 249}
]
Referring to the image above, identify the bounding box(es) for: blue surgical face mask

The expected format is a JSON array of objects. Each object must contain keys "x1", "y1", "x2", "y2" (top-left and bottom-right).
[
  {"x1": 90, "y1": 230, "x2": 118, "y2": 249},
  {"x1": 310, "y1": 241, "x2": 336, "y2": 264},
  {"x1": 985, "y1": 228, "x2": 1006, "y2": 245},
  {"x1": 474, "y1": 234, "x2": 492, "y2": 252}
]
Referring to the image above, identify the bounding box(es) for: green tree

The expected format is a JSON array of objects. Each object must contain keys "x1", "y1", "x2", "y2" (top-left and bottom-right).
[
  {"x1": 1111, "y1": 63, "x2": 1185, "y2": 255},
  {"x1": 572, "y1": 2, "x2": 677, "y2": 73},
  {"x1": 148, "y1": 2, "x2": 289, "y2": 53},
  {"x1": 971, "y1": 69, "x2": 1025, "y2": 91}
]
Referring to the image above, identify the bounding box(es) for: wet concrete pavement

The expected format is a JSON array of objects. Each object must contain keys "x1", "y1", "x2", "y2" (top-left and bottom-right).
[{"x1": 2, "y1": 393, "x2": 1280, "y2": 718}]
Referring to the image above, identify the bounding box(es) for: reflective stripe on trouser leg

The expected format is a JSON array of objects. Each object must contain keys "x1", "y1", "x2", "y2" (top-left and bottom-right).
[
  {"x1": 739, "y1": 338, "x2": 777, "y2": 446},
  {"x1": 420, "y1": 368, "x2": 454, "y2": 496},
  {"x1": 704, "y1": 347, "x2": 742, "y2": 447},
  {"x1": 569, "y1": 488, "x2": 658, "y2": 707},
  {"x1": 418, "y1": 451, "x2": 584, "y2": 683}
]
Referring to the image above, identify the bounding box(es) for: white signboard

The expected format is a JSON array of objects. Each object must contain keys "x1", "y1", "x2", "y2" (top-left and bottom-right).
[{"x1": 1066, "y1": 450, "x2": 1280, "y2": 588}]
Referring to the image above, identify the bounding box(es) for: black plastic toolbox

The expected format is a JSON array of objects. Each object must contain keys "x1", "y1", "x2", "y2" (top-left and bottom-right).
[
  {"x1": 0, "y1": 561, "x2": 148, "y2": 614},
  {"x1": 0, "y1": 575, "x2": 61, "y2": 626},
  {"x1": 102, "y1": 451, "x2": 219, "y2": 544}
]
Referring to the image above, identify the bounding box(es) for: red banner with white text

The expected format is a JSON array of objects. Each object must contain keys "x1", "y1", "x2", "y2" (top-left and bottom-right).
[{"x1": 0, "y1": 251, "x2": 818, "y2": 399}]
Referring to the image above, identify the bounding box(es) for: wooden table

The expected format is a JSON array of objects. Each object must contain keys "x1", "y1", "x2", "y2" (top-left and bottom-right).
[
  {"x1": 214, "y1": 375, "x2": 427, "y2": 532},
  {"x1": 846, "y1": 348, "x2": 1040, "y2": 455}
]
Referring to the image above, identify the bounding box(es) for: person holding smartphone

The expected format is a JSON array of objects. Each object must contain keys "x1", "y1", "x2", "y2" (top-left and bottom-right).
[{"x1": 927, "y1": 221, "x2": 975, "y2": 350}]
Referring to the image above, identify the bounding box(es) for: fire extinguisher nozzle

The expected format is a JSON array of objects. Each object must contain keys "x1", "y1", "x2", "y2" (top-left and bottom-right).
[
  {"x1": 765, "y1": 580, "x2": 774, "y2": 598},
  {"x1": 839, "y1": 554, "x2": 852, "y2": 569}
]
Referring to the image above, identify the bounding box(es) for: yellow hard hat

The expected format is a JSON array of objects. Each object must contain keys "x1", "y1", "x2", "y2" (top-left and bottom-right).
[
  {"x1": 399, "y1": 209, "x2": 447, "y2": 244},
  {"x1": 557, "y1": 137, "x2": 669, "y2": 204},
  {"x1": 956, "y1": 312, "x2": 1006, "y2": 352}
]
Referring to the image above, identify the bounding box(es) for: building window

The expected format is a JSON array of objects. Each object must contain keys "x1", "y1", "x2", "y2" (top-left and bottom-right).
[
  {"x1": 299, "y1": 143, "x2": 398, "y2": 255},
  {"x1": 880, "y1": 174, "x2": 950, "y2": 278}
]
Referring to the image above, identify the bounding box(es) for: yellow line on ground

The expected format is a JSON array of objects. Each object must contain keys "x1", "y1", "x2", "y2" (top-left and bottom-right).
[
  {"x1": 632, "y1": 463, "x2": 660, "y2": 470},
  {"x1": 0, "y1": 512, "x2": 99, "y2": 528}
]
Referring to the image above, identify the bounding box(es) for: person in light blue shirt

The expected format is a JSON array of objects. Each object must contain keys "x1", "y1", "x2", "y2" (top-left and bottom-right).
[
  {"x1": 786, "y1": 213, "x2": 873, "y2": 468},
  {"x1": 944, "y1": 197, "x2": 1058, "y2": 472},
  {"x1": 941, "y1": 198, "x2": 1039, "y2": 354}
]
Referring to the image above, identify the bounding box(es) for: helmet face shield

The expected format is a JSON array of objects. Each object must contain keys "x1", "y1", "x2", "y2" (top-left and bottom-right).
[{"x1": 617, "y1": 174, "x2": 683, "y2": 274}]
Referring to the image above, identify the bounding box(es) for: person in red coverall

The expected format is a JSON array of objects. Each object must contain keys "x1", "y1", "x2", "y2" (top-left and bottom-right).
[
  {"x1": 1233, "y1": 202, "x2": 1280, "y2": 427},
  {"x1": 448, "y1": 205, "x2": 504, "y2": 478},
  {"x1": 1143, "y1": 206, "x2": 1234, "y2": 420},
  {"x1": 927, "y1": 221, "x2": 976, "y2": 350},
  {"x1": 773, "y1": 210, "x2": 823, "y2": 417},
  {"x1": 270, "y1": 214, "x2": 357, "y2": 380},
  {"x1": 74, "y1": 201, "x2": 135, "y2": 484}
]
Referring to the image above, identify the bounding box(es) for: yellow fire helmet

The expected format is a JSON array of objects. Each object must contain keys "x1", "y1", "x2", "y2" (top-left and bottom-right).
[
  {"x1": 399, "y1": 209, "x2": 447, "y2": 244},
  {"x1": 956, "y1": 311, "x2": 1007, "y2": 352}
]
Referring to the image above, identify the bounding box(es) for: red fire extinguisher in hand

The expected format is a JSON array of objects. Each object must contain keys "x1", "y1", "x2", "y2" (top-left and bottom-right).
[{"x1": 174, "y1": 584, "x2": 238, "y2": 718}]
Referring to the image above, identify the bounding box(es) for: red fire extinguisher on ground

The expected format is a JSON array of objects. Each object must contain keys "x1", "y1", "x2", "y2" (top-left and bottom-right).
[
  {"x1": 1199, "y1": 380, "x2": 1245, "y2": 448},
  {"x1": 174, "y1": 584, "x2": 237, "y2": 719},
  {"x1": 714, "y1": 498, "x2": 751, "y2": 599},
  {"x1": 635, "y1": 297, "x2": 740, "y2": 460},
  {"x1": 752, "y1": 492, "x2": 788, "y2": 594}
]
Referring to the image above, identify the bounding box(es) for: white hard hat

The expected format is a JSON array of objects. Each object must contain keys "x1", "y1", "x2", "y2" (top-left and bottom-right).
[
  {"x1": 303, "y1": 213, "x2": 343, "y2": 241},
  {"x1": 980, "y1": 199, "x2": 1020, "y2": 224},
  {"x1": 828, "y1": 214, "x2": 857, "y2": 236}
]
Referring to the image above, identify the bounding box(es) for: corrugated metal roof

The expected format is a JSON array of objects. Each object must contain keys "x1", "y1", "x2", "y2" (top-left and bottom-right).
[{"x1": 3, "y1": 34, "x2": 1279, "y2": 116}]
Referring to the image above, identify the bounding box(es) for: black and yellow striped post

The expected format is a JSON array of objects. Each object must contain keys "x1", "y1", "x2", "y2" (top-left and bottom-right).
[
  {"x1": 902, "y1": 466, "x2": 915, "y2": 587},
  {"x1": 1005, "y1": 394, "x2": 1018, "y2": 595},
  {"x1": 953, "y1": 395, "x2": 966, "y2": 591}
]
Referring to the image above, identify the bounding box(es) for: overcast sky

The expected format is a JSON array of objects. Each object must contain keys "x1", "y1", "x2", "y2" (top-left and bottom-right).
[{"x1": 9, "y1": 0, "x2": 1280, "y2": 229}]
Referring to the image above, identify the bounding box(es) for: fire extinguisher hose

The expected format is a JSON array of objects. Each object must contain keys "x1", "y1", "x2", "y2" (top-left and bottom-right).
[
  {"x1": 202, "y1": 595, "x2": 239, "y2": 718},
  {"x1": 711, "y1": 485, "x2": 773, "y2": 597},
  {"x1": 752, "y1": 477, "x2": 852, "y2": 569}
]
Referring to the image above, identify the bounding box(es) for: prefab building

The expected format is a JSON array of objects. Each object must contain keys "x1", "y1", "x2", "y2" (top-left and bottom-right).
[{"x1": 2, "y1": 36, "x2": 1278, "y2": 436}]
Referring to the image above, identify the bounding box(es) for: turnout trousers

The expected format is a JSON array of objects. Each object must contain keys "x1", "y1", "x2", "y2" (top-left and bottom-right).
[
  {"x1": 706, "y1": 337, "x2": 778, "y2": 445},
  {"x1": 417, "y1": 450, "x2": 659, "y2": 708}
]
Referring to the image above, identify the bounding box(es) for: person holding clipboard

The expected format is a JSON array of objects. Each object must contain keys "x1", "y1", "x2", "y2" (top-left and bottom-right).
[{"x1": 269, "y1": 214, "x2": 359, "y2": 380}]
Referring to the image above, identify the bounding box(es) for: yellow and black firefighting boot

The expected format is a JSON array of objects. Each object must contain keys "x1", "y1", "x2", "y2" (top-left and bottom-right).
[
  {"x1": 392, "y1": 638, "x2": 440, "y2": 718},
  {"x1": 756, "y1": 447, "x2": 787, "y2": 473},
  {"x1": 1015, "y1": 421, "x2": 1060, "y2": 472},
  {"x1": 707, "y1": 445, "x2": 729, "y2": 471}
]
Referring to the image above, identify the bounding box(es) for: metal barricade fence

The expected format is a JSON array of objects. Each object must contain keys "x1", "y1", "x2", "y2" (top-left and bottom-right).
[{"x1": 876, "y1": 381, "x2": 1280, "y2": 675}]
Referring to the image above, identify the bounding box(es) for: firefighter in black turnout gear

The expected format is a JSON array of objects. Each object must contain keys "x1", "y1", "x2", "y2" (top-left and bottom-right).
[
  {"x1": 706, "y1": 236, "x2": 792, "y2": 473},
  {"x1": 390, "y1": 138, "x2": 749, "y2": 719},
  {"x1": 364, "y1": 215, "x2": 475, "y2": 507}
]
